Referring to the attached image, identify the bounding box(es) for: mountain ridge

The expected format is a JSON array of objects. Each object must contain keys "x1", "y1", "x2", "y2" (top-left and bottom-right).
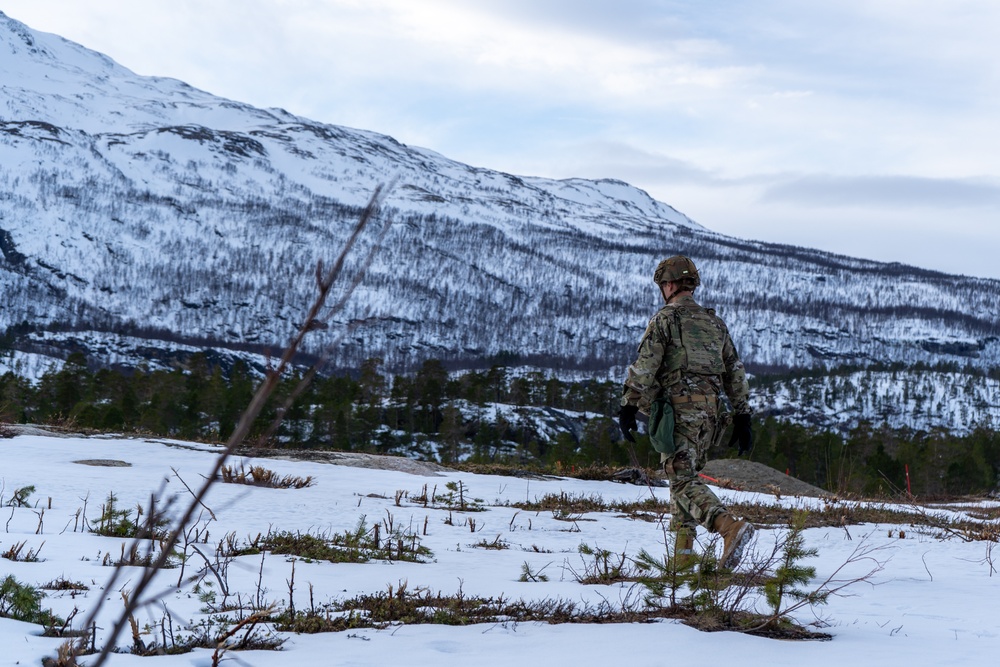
[{"x1": 1, "y1": 10, "x2": 998, "y2": 388}]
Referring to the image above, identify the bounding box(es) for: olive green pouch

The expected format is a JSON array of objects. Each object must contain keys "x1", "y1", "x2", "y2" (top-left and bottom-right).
[{"x1": 648, "y1": 398, "x2": 676, "y2": 456}]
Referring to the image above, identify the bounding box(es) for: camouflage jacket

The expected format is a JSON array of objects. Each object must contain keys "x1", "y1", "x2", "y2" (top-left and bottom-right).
[{"x1": 621, "y1": 294, "x2": 750, "y2": 416}]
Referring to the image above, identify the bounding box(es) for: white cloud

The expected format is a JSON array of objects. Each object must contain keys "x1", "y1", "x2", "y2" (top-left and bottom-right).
[
  {"x1": 4, "y1": 0, "x2": 1000, "y2": 278},
  {"x1": 762, "y1": 175, "x2": 1000, "y2": 209}
]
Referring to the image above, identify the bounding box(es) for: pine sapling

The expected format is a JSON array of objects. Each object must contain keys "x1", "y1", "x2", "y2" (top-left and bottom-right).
[
  {"x1": 0, "y1": 575, "x2": 61, "y2": 626},
  {"x1": 7, "y1": 484, "x2": 35, "y2": 507},
  {"x1": 635, "y1": 533, "x2": 708, "y2": 610},
  {"x1": 761, "y1": 510, "x2": 827, "y2": 626}
]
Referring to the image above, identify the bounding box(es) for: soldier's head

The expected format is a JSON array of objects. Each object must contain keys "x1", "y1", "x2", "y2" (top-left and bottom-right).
[{"x1": 653, "y1": 255, "x2": 700, "y2": 299}]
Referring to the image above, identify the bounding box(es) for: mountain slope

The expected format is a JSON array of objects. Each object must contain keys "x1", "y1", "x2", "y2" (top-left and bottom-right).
[{"x1": 1, "y1": 10, "x2": 998, "y2": 379}]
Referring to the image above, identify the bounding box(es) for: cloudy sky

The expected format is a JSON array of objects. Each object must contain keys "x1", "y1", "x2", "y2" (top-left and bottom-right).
[{"x1": 6, "y1": 1, "x2": 1000, "y2": 279}]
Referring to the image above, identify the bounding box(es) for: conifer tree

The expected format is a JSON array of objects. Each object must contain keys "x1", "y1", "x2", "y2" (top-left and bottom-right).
[{"x1": 762, "y1": 511, "x2": 826, "y2": 623}]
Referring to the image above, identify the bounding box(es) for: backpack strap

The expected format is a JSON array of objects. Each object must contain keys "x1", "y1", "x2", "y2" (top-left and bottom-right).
[{"x1": 660, "y1": 305, "x2": 685, "y2": 390}]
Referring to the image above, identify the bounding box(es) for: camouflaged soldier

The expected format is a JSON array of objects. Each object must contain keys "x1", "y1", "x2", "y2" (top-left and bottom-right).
[{"x1": 619, "y1": 255, "x2": 755, "y2": 569}]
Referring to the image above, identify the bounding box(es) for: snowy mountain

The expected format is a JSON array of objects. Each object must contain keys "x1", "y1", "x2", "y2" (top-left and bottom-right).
[{"x1": 2, "y1": 11, "x2": 999, "y2": 384}]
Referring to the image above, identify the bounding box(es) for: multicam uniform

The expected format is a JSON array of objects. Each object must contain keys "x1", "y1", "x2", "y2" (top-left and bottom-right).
[{"x1": 622, "y1": 294, "x2": 751, "y2": 532}]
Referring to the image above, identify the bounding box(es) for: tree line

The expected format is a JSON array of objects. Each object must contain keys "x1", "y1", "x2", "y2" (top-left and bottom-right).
[
  {"x1": 747, "y1": 416, "x2": 999, "y2": 498},
  {"x1": 1, "y1": 352, "x2": 997, "y2": 497},
  {"x1": 0, "y1": 352, "x2": 623, "y2": 460}
]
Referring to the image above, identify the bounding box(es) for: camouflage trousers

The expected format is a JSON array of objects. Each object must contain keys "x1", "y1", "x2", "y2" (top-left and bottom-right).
[{"x1": 662, "y1": 404, "x2": 728, "y2": 532}]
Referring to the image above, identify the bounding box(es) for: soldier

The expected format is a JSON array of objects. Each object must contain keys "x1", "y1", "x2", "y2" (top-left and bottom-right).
[{"x1": 619, "y1": 255, "x2": 755, "y2": 569}]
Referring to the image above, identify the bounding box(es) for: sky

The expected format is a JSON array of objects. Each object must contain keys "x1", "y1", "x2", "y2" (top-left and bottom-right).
[
  {"x1": 5, "y1": 1, "x2": 1000, "y2": 279},
  {"x1": 4, "y1": 431, "x2": 1000, "y2": 665}
]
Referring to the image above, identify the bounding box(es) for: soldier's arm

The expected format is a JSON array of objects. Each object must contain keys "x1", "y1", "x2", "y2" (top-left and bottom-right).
[
  {"x1": 721, "y1": 332, "x2": 751, "y2": 415},
  {"x1": 621, "y1": 313, "x2": 669, "y2": 414}
]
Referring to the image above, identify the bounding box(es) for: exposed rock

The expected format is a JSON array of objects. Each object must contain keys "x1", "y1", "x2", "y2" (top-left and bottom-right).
[
  {"x1": 73, "y1": 459, "x2": 131, "y2": 467},
  {"x1": 702, "y1": 458, "x2": 833, "y2": 499},
  {"x1": 245, "y1": 448, "x2": 448, "y2": 477}
]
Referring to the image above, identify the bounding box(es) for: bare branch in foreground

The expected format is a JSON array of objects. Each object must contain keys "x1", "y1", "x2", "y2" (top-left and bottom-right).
[{"x1": 55, "y1": 185, "x2": 393, "y2": 666}]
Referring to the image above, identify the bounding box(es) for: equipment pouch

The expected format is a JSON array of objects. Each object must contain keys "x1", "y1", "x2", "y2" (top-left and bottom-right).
[
  {"x1": 712, "y1": 410, "x2": 733, "y2": 450},
  {"x1": 648, "y1": 397, "x2": 676, "y2": 456}
]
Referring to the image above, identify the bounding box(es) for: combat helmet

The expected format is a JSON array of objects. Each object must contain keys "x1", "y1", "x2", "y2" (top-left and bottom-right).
[{"x1": 653, "y1": 255, "x2": 700, "y2": 286}]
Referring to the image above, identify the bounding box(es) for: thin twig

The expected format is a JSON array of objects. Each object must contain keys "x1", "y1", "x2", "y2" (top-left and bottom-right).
[
  {"x1": 171, "y1": 468, "x2": 217, "y2": 521},
  {"x1": 63, "y1": 185, "x2": 393, "y2": 666}
]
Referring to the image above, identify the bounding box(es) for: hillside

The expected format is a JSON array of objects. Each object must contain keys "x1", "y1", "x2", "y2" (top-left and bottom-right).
[
  {"x1": 752, "y1": 367, "x2": 1000, "y2": 434},
  {"x1": 2, "y1": 10, "x2": 999, "y2": 380}
]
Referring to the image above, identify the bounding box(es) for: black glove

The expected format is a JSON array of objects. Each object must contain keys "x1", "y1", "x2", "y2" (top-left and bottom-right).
[
  {"x1": 728, "y1": 414, "x2": 753, "y2": 456},
  {"x1": 618, "y1": 404, "x2": 638, "y2": 443}
]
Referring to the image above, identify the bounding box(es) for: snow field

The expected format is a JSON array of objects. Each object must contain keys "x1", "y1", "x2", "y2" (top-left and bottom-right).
[{"x1": 1, "y1": 433, "x2": 998, "y2": 665}]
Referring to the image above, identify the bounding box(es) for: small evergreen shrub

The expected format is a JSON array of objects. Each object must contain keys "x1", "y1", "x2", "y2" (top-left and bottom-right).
[
  {"x1": 6, "y1": 484, "x2": 35, "y2": 507},
  {"x1": 91, "y1": 492, "x2": 168, "y2": 539},
  {"x1": 0, "y1": 575, "x2": 62, "y2": 627}
]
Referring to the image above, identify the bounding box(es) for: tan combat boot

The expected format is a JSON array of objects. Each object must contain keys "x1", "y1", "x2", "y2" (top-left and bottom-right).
[
  {"x1": 712, "y1": 512, "x2": 755, "y2": 570},
  {"x1": 673, "y1": 528, "x2": 696, "y2": 569}
]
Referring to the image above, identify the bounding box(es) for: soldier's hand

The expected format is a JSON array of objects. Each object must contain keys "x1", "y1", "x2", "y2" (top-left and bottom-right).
[
  {"x1": 618, "y1": 404, "x2": 638, "y2": 443},
  {"x1": 729, "y1": 414, "x2": 753, "y2": 456}
]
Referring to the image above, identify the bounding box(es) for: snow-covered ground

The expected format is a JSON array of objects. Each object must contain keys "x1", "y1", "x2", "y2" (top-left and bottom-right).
[{"x1": 1, "y1": 432, "x2": 998, "y2": 666}]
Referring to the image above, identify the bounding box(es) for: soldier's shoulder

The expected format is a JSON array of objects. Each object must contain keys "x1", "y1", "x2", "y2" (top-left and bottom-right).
[
  {"x1": 653, "y1": 303, "x2": 682, "y2": 322},
  {"x1": 664, "y1": 299, "x2": 704, "y2": 321},
  {"x1": 640, "y1": 305, "x2": 678, "y2": 338},
  {"x1": 706, "y1": 307, "x2": 732, "y2": 332},
  {"x1": 682, "y1": 299, "x2": 731, "y2": 331}
]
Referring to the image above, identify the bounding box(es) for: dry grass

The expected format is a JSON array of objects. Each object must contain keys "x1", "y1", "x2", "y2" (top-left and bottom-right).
[
  {"x1": 677, "y1": 606, "x2": 831, "y2": 640},
  {"x1": 220, "y1": 519, "x2": 431, "y2": 564},
  {"x1": 220, "y1": 464, "x2": 314, "y2": 489},
  {"x1": 273, "y1": 580, "x2": 832, "y2": 640},
  {"x1": 471, "y1": 535, "x2": 510, "y2": 550},
  {"x1": 100, "y1": 542, "x2": 174, "y2": 568},
  {"x1": 399, "y1": 481, "x2": 486, "y2": 512},
  {"x1": 728, "y1": 499, "x2": 1000, "y2": 541},
  {"x1": 508, "y1": 491, "x2": 671, "y2": 523},
  {"x1": 40, "y1": 577, "x2": 89, "y2": 592},
  {"x1": 452, "y1": 462, "x2": 661, "y2": 484},
  {"x1": 2, "y1": 540, "x2": 44, "y2": 562},
  {"x1": 506, "y1": 490, "x2": 999, "y2": 543},
  {"x1": 274, "y1": 581, "x2": 675, "y2": 634}
]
